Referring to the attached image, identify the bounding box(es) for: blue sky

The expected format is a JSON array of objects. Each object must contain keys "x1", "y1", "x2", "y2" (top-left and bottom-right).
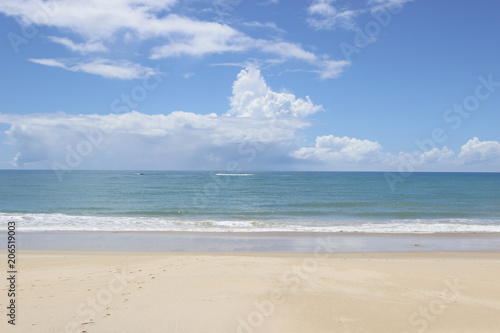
[{"x1": 1, "y1": 0, "x2": 500, "y2": 172}]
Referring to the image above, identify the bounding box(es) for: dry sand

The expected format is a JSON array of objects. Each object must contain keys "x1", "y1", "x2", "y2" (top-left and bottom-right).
[{"x1": 1, "y1": 251, "x2": 500, "y2": 333}]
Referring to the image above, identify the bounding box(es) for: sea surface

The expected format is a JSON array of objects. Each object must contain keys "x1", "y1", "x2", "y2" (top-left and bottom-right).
[{"x1": 1, "y1": 170, "x2": 499, "y2": 233}]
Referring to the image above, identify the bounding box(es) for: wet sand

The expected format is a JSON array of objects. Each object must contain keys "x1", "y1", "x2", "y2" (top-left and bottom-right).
[{"x1": 4, "y1": 230, "x2": 500, "y2": 252}]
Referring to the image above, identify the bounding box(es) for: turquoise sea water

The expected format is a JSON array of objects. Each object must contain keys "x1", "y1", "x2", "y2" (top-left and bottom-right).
[{"x1": 1, "y1": 170, "x2": 499, "y2": 233}]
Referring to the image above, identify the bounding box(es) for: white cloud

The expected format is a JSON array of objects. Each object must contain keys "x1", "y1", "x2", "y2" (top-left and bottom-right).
[
  {"x1": 315, "y1": 60, "x2": 351, "y2": 79},
  {"x1": 308, "y1": 0, "x2": 336, "y2": 16},
  {"x1": 208, "y1": 0, "x2": 242, "y2": 15},
  {"x1": 27, "y1": 58, "x2": 68, "y2": 70},
  {"x1": 47, "y1": 36, "x2": 108, "y2": 54},
  {"x1": 306, "y1": 0, "x2": 412, "y2": 31},
  {"x1": 292, "y1": 135, "x2": 383, "y2": 163},
  {"x1": 149, "y1": 24, "x2": 320, "y2": 64},
  {"x1": 257, "y1": 41, "x2": 318, "y2": 62},
  {"x1": 0, "y1": 1, "x2": 251, "y2": 55},
  {"x1": 242, "y1": 21, "x2": 285, "y2": 34},
  {"x1": 394, "y1": 147, "x2": 455, "y2": 167},
  {"x1": 0, "y1": 67, "x2": 311, "y2": 169},
  {"x1": 148, "y1": 17, "x2": 251, "y2": 58},
  {"x1": 417, "y1": 146, "x2": 455, "y2": 164},
  {"x1": 291, "y1": 134, "x2": 500, "y2": 170},
  {"x1": 307, "y1": 0, "x2": 359, "y2": 30},
  {"x1": 0, "y1": 0, "x2": 179, "y2": 39},
  {"x1": 368, "y1": 0, "x2": 413, "y2": 13},
  {"x1": 227, "y1": 67, "x2": 323, "y2": 118},
  {"x1": 0, "y1": 0, "x2": 350, "y2": 79},
  {"x1": 181, "y1": 72, "x2": 194, "y2": 79},
  {"x1": 0, "y1": 111, "x2": 305, "y2": 169},
  {"x1": 28, "y1": 58, "x2": 158, "y2": 80},
  {"x1": 2, "y1": 109, "x2": 499, "y2": 170},
  {"x1": 259, "y1": 0, "x2": 280, "y2": 5},
  {"x1": 458, "y1": 137, "x2": 500, "y2": 164},
  {"x1": 2, "y1": 63, "x2": 495, "y2": 171}
]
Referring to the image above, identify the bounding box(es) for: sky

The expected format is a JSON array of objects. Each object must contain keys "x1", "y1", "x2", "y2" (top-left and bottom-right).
[{"x1": 0, "y1": 0, "x2": 500, "y2": 172}]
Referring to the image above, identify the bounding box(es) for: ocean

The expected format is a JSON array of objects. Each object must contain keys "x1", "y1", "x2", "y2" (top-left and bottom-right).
[{"x1": 1, "y1": 170, "x2": 499, "y2": 233}]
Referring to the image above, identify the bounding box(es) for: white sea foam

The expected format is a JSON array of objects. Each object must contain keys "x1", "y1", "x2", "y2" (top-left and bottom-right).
[
  {"x1": 1, "y1": 213, "x2": 500, "y2": 233},
  {"x1": 215, "y1": 173, "x2": 254, "y2": 176}
]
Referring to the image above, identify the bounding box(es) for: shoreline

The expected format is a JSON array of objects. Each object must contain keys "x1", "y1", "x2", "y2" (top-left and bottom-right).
[
  {"x1": 2, "y1": 230, "x2": 500, "y2": 253},
  {"x1": 10, "y1": 248, "x2": 500, "y2": 257}
]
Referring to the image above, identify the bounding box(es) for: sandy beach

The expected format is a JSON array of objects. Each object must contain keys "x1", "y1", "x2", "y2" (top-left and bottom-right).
[
  {"x1": 2, "y1": 0, "x2": 500, "y2": 330},
  {"x1": 2, "y1": 250, "x2": 500, "y2": 333}
]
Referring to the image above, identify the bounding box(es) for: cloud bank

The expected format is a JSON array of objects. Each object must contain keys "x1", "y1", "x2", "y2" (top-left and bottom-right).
[
  {"x1": 1, "y1": 67, "x2": 499, "y2": 171},
  {"x1": 0, "y1": 68, "x2": 310, "y2": 170}
]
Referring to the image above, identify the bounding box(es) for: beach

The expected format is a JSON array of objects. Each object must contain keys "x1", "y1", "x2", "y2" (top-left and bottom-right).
[
  {"x1": 2, "y1": 233, "x2": 500, "y2": 333},
  {"x1": 2, "y1": 171, "x2": 500, "y2": 332},
  {"x1": 2, "y1": 0, "x2": 500, "y2": 328},
  {"x1": 2, "y1": 0, "x2": 500, "y2": 330}
]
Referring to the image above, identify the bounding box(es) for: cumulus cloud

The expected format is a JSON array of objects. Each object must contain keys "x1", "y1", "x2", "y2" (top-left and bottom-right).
[
  {"x1": 292, "y1": 134, "x2": 500, "y2": 170},
  {"x1": 1, "y1": 66, "x2": 498, "y2": 171},
  {"x1": 458, "y1": 137, "x2": 500, "y2": 164},
  {"x1": 291, "y1": 135, "x2": 383, "y2": 163},
  {"x1": 394, "y1": 147, "x2": 455, "y2": 167},
  {"x1": 0, "y1": 67, "x2": 310, "y2": 169},
  {"x1": 2, "y1": 111, "x2": 499, "y2": 170},
  {"x1": 227, "y1": 67, "x2": 323, "y2": 118},
  {"x1": 28, "y1": 58, "x2": 158, "y2": 80}
]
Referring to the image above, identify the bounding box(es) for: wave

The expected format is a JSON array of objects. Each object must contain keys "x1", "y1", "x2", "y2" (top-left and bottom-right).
[
  {"x1": 1, "y1": 213, "x2": 500, "y2": 233},
  {"x1": 215, "y1": 173, "x2": 254, "y2": 176}
]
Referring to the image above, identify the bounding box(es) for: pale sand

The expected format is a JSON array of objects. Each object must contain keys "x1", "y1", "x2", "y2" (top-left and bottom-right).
[{"x1": 2, "y1": 251, "x2": 500, "y2": 333}]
